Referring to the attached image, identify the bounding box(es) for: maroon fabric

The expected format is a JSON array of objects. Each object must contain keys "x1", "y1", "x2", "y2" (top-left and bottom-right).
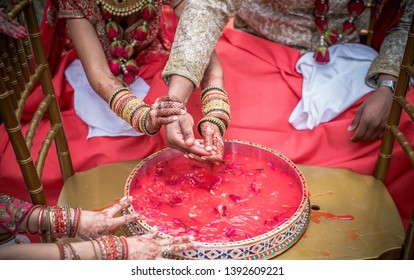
[{"x1": 371, "y1": 0, "x2": 408, "y2": 51}]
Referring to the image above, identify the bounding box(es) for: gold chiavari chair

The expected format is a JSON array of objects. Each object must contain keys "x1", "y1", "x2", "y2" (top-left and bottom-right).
[{"x1": 0, "y1": 0, "x2": 74, "y2": 242}]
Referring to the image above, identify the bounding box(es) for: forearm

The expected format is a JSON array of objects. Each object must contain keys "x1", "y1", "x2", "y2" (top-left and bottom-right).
[
  {"x1": 366, "y1": 0, "x2": 414, "y2": 87},
  {"x1": 66, "y1": 18, "x2": 124, "y2": 102},
  {"x1": 0, "y1": 240, "x2": 98, "y2": 260},
  {"x1": 162, "y1": 0, "x2": 237, "y2": 88}
]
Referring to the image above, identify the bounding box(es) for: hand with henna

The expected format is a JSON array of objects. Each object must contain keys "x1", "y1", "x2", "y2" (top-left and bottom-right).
[
  {"x1": 0, "y1": 8, "x2": 27, "y2": 39},
  {"x1": 144, "y1": 95, "x2": 187, "y2": 135},
  {"x1": 126, "y1": 226, "x2": 201, "y2": 260},
  {"x1": 77, "y1": 196, "x2": 141, "y2": 240},
  {"x1": 187, "y1": 122, "x2": 224, "y2": 164}
]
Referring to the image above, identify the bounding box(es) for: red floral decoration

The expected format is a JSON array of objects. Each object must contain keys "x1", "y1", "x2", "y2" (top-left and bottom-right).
[
  {"x1": 314, "y1": 0, "x2": 365, "y2": 63},
  {"x1": 98, "y1": 1, "x2": 160, "y2": 85},
  {"x1": 314, "y1": 45, "x2": 330, "y2": 63}
]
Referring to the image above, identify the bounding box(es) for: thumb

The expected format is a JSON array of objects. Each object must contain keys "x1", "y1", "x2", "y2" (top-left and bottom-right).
[{"x1": 182, "y1": 124, "x2": 195, "y2": 146}]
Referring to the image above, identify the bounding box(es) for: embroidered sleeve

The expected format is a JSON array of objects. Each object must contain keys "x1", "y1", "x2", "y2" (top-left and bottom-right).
[
  {"x1": 0, "y1": 194, "x2": 33, "y2": 234},
  {"x1": 162, "y1": 0, "x2": 239, "y2": 88},
  {"x1": 58, "y1": 0, "x2": 84, "y2": 18},
  {"x1": 366, "y1": 0, "x2": 414, "y2": 88}
]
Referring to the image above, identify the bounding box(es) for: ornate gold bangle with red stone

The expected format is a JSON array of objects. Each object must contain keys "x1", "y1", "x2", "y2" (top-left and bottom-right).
[{"x1": 94, "y1": 235, "x2": 128, "y2": 260}]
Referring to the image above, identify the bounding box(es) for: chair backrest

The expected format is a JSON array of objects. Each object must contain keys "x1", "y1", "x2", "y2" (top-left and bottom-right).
[
  {"x1": 0, "y1": 0, "x2": 74, "y2": 206},
  {"x1": 374, "y1": 12, "x2": 414, "y2": 260},
  {"x1": 359, "y1": 0, "x2": 377, "y2": 45}
]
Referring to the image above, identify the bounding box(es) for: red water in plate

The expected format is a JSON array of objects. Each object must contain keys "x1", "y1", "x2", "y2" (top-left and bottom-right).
[{"x1": 130, "y1": 152, "x2": 303, "y2": 243}]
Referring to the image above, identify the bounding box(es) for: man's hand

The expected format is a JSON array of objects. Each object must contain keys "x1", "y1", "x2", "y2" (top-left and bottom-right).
[{"x1": 348, "y1": 87, "x2": 393, "y2": 141}]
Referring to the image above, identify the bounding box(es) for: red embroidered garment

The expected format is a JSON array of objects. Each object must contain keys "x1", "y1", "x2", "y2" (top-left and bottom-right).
[{"x1": 0, "y1": 194, "x2": 33, "y2": 234}]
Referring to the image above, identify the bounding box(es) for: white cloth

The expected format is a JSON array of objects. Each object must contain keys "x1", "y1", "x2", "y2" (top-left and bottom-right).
[
  {"x1": 289, "y1": 43, "x2": 378, "y2": 130},
  {"x1": 65, "y1": 59, "x2": 150, "y2": 138}
]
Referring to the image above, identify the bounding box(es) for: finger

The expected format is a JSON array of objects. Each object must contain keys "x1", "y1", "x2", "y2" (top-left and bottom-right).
[
  {"x1": 182, "y1": 122, "x2": 195, "y2": 147},
  {"x1": 108, "y1": 212, "x2": 141, "y2": 229},
  {"x1": 169, "y1": 242, "x2": 200, "y2": 254},
  {"x1": 348, "y1": 108, "x2": 363, "y2": 132},
  {"x1": 159, "y1": 235, "x2": 195, "y2": 246},
  {"x1": 157, "y1": 107, "x2": 186, "y2": 117},
  {"x1": 106, "y1": 196, "x2": 133, "y2": 216},
  {"x1": 352, "y1": 123, "x2": 368, "y2": 142},
  {"x1": 366, "y1": 126, "x2": 382, "y2": 142},
  {"x1": 157, "y1": 116, "x2": 179, "y2": 125},
  {"x1": 202, "y1": 128, "x2": 214, "y2": 152},
  {"x1": 141, "y1": 226, "x2": 159, "y2": 239}
]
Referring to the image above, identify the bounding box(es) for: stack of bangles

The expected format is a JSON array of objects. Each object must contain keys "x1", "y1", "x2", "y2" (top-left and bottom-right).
[
  {"x1": 25, "y1": 205, "x2": 81, "y2": 239},
  {"x1": 107, "y1": 87, "x2": 157, "y2": 135},
  {"x1": 25, "y1": 205, "x2": 129, "y2": 260},
  {"x1": 54, "y1": 235, "x2": 128, "y2": 260},
  {"x1": 198, "y1": 86, "x2": 231, "y2": 136}
]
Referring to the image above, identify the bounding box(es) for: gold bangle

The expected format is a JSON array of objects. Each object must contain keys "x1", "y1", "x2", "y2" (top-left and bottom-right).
[
  {"x1": 108, "y1": 87, "x2": 129, "y2": 108},
  {"x1": 197, "y1": 116, "x2": 226, "y2": 136},
  {"x1": 89, "y1": 239, "x2": 99, "y2": 260},
  {"x1": 202, "y1": 99, "x2": 230, "y2": 116},
  {"x1": 122, "y1": 98, "x2": 147, "y2": 125},
  {"x1": 200, "y1": 86, "x2": 227, "y2": 100},
  {"x1": 142, "y1": 107, "x2": 159, "y2": 135}
]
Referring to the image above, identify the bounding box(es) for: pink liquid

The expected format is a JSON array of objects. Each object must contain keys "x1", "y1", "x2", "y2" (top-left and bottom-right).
[{"x1": 130, "y1": 152, "x2": 303, "y2": 243}]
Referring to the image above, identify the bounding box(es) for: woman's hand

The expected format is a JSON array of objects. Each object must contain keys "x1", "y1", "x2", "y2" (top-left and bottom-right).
[
  {"x1": 77, "y1": 196, "x2": 140, "y2": 240},
  {"x1": 0, "y1": 8, "x2": 26, "y2": 39},
  {"x1": 165, "y1": 113, "x2": 212, "y2": 156},
  {"x1": 126, "y1": 226, "x2": 201, "y2": 260},
  {"x1": 145, "y1": 95, "x2": 187, "y2": 134},
  {"x1": 189, "y1": 122, "x2": 224, "y2": 164}
]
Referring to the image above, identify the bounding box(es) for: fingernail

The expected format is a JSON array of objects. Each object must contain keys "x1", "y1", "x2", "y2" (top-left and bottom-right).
[
  {"x1": 180, "y1": 109, "x2": 186, "y2": 114},
  {"x1": 172, "y1": 116, "x2": 178, "y2": 121},
  {"x1": 188, "y1": 236, "x2": 195, "y2": 241}
]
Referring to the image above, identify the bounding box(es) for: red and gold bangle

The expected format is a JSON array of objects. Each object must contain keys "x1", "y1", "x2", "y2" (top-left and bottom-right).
[
  {"x1": 201, "y1": 91, "x2": 228, "y2": 104},
  {"x1": 95, "y1": 235, "x2": 123, "y2": 260},
  {"x1": 24, "y1": 205, "x2": 41, "y2": 235},
  {"x1": 119, "y1": 236, "x2": 129, "y2": 260},
  {"x1": 37, "y1": 205, "x2": 47, "y2": 235},
  {"x1": 64, "y1": 242, "x2": 81, "y2": 260},
  {"x1": 68, "y1": 208, "x2": 81, "y2": 238},
  {"x1": 108, "y1": 87, "x2": 130, "y2": 108},
  {"x1": 111, "y1": 92, "x2": 134, "y2": 113},
  {"x1": 200, "y1": 86, "x2": 227, "y2": 101},
  {"x1": 89, "y1": 239, "x2": 100, "y2": 260},
  {"x1": 110, "y1": 91, "x2": 134, "y2": 111},
  {"x1": 122, "y1": 98, "x2": 147, "y2": 125},
  {"x1": 50, "y1": 206, "x2": 69, "y2": 238},
  {"x1": 113, "y1": 94, "x2": 135, "y2": 117},
  {"x1": 56, "y1": 242, "x2": 65, "y2": 260},
  {"x1": 131, "y1": 105, "x2": 149, "y2": 130},
  {"x1": 141, "y1": 107, "x2": 160, "y2": 135}
]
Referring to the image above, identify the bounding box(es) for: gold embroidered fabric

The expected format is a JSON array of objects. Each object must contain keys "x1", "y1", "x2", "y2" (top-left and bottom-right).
[
  {"x1": 366, "y1": 0, "x2": 414, "y2": 87},
  {"x1": 162, "y1": 0, "x2": 238, "y2": 87},
  {"x1": 163, "y1": 0, "x2": 413, "y2": 89}
]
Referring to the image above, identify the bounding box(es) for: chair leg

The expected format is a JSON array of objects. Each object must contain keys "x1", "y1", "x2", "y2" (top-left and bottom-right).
[{"x1": 401, "y1": 209, "x2": 414, "y2": 259}]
